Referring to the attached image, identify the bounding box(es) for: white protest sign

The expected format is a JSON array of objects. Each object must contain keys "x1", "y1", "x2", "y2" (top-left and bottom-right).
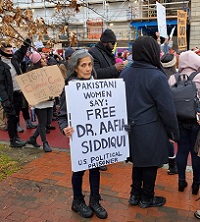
[
  {"x1": 169, "y1": 26, "x2": 176, "y2": 39},
  {"x1": 16, "y1": 65, "x2": 65, "y2": 106},
  {"x1": 168, "y1": 26, "x2": 176, "y2": 48},
  {"x1": 156, "y1": 1, "x2": 168, "y2": 38},
  {"x1": 34, "y1": 41, "x2": 44, "y2": 49},
  {"x1": 66, "y1": 79, "x2": 129, "y2": 172}
]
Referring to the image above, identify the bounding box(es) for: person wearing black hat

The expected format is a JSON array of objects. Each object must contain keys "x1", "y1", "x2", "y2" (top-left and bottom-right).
[
  {"x1": 120, "y1": 36, "x2": 179, "y2": 208},
  {"x1": 89, "y1": 29, "x2": 124, "y2": 79},
  {"x1": 0, "y1": 39, "x2": 31, "y2": 147},
  {"x1": 161, "y1": 53, "x2": 177, "y2": 78},
  {"x1": 89, "y1": 29, "x2": 125, "y2": 171},
  {"x1": 160, "y1": 53, "x2": 179, "y2": 176},
  {"x1": 47, "y1": 57, "x2": 58, "y2": 66}
]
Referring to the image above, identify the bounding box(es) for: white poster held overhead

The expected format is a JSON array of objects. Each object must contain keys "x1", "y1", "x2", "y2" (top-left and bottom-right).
[
  {"x1": 66, "y1": 79, "x2": 129, "y2": 172},
  {"x1": 169, "y1": 26, "x2": 176, "y2": 39},
  {"x1": 156, "y1": 1, "x2": 168, "y2": 39}
]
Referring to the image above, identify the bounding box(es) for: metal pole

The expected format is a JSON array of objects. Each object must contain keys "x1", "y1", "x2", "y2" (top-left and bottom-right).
[{"x1": 83, "y1": 0, "x2": 88, "y2": 39}]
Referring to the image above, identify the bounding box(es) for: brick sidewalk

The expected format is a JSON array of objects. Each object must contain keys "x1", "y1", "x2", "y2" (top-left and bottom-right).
[{"x1": 0, "y1": 151, "x2": 199, "y2": 222}]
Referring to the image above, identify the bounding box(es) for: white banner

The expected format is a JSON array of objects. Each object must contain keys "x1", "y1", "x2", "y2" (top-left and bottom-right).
[
  {"x1": 66, "y1": 79, "x2": 129, "y2": 172},
  {"x1": 156, "y1": 1, "x2": 168, "y2": 38}
]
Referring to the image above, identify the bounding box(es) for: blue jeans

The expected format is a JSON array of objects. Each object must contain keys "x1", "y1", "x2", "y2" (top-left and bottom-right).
[
  {"x1": 177, "y1": 122, "x2": 200, "y2": 183},
  {"x1": 72, "y1": 167, "x2": 100, "y2": 198}
]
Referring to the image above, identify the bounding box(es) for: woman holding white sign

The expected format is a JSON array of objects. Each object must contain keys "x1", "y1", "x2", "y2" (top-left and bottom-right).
[
  {"x1": 120, "y1": 36, "x2": 180, "y2": 208},
  {"x1": 58, "y1": 49, "x2": 107, "y2": 219}
]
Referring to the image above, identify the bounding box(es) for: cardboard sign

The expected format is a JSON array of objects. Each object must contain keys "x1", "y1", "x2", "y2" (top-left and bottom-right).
[
  {"x1": 156, "y1": 2, "x2": 168, "y2": 38},
  {"x1": 66, "y1": 79, "x2": 129, "y2": 172},
  {"x1": 177, "y1": 10, "x2": 187, "y2": 50},
  {"x1": 16, "y1": 65, "x2": 65, "y2": 106}
]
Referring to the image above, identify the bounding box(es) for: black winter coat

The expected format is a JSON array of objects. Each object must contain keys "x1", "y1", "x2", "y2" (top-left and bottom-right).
[
  {"x1": 120, "y1": 61, "x2": 180, "y2": 167},
  {"x1": 89, "y1": 42, "x2": 119, "y2": 79},
  {"x1": 0, "y1": 44, "x2": 28, "y2": 103}
]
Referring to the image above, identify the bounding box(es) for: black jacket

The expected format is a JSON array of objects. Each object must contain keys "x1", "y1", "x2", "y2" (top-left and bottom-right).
[
  {"x1": 89, "y1": 42, "x2": 119, "y2": 79},
  {"x1": 120, "y1": 61, "x2": 180, "y2": 167},
  {"x1": 0, "y1": 44, "x2": 28, "y2": 103}
]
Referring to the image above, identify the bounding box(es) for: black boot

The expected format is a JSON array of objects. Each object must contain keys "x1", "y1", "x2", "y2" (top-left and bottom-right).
[
  {"x1": 10, "y1": 138, "x2": 26, "y2": 147},
  {"x1": 43, "y1": 141, "x2": 52, "y2": 152},
  {"x1": 192, "y1": 182, "x2": 200, "y2": 195},
  {"x1": 178, "y1": 180, "x2": 188, "y2": 192},
  {"x1": 27, "y1": 136, "x2": 40, "y2": 147},
  {"x1": 129, "y1": 195, "x2": 140, "y2": 205},
  {"x1": 168, "y1": 157, "x2": 178, "y2": 175},
  {"x1": 72, "y1": 196, "x2": 93, "y2": 218},
  {"x1": 138, "y1": 196, "x2": 166, "y2": 208},
  {"x1": 46, "y1": 125, "x2": 56, "y2": 130},
  {"x1": 89, "y1": 195, "x2": 108, "y2": 219}
]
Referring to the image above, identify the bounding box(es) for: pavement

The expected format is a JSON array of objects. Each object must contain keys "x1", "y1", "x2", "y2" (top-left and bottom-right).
[{"x1": 0, "y1": 118, "x2": 200, "y2": 222}]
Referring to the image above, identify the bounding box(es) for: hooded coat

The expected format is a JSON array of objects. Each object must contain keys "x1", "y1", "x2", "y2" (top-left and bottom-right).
[
  {"x1": 120, "y1": 36, "x2": 179, "y2": 167},
  {"x1": 168, "y1": 50, "x2": 200, "y2": 157},
  {"x1": 168, "y1": 50, "x2": 200, "y2": 96}
]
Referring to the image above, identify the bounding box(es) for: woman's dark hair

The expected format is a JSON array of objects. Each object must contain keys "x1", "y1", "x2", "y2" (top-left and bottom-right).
[{"x1": 27, "y1": 60, "x2": 42, "y2": 71}]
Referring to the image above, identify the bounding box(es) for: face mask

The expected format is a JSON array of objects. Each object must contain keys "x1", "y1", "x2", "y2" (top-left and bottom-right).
[{"x1": 0, "y1": 49, "x2": 13, "y2": 58}]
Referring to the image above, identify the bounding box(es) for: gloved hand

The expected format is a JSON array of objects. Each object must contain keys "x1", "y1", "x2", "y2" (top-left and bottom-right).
[
  {"x1": 23, "y1": 38, "x2": 32, "y2": 47},
  {"x1": 2, "y1": 100, "x2": 16, "y2": 116}
]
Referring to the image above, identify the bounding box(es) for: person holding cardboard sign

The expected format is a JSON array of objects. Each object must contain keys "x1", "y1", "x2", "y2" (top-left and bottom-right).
[
  {"x1": 26, "y1": 52, "x2": 53, "y2": 152},
  {"x1": 58, "y1": 49, "x2": 108, "y2": 219}
]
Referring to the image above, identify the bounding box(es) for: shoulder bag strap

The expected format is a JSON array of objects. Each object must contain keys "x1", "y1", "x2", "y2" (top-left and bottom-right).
[
  {"x1": 174, "y1": 72, "x2": 180, "y2": 82},
  {"x1": 189, "y1": 71, "x2": 200, "y2": 80}
]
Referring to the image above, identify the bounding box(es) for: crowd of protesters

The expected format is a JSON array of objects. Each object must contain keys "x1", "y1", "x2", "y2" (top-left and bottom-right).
[{"x1": 1, "y1": 29, "x2": 200, "y2": 220}]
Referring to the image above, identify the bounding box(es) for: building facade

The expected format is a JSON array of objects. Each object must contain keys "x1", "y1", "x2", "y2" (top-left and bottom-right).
[
  {"x1": 190, "y1": 0, "x2": 200, "y2": 49},
  {"x1": 10, "y1": 0, "x2": 198, "y2": 50}
]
